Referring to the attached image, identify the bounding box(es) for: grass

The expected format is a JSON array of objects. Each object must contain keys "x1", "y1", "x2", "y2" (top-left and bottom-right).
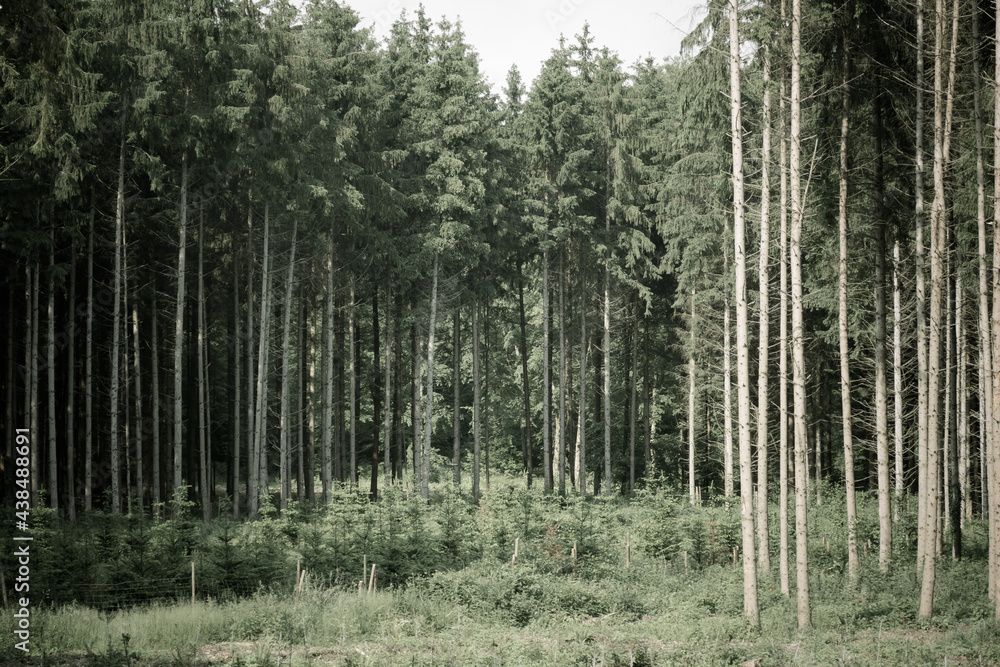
[
  {"x1": 4, "y1": 554, "x2": 1000, "y2": 666},
  {"x1": 3, "y1": 477, "x2": 999, "y2": 665}
]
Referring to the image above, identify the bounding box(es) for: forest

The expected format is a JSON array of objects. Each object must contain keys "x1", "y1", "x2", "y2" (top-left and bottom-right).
[{"x1": 2, "y1": 0, "x2": 1000, "y2": 663}]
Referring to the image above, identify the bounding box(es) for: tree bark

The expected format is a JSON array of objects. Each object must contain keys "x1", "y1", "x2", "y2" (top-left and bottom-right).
[
  {"x1": 198, "y1": 210, "x2": 210, "y2": 523},
  {"x1": 173, "y1": 154, "x2": 188, "y2": 516},
  {"x1": 778, "y1": 0, "x2": 790, "y2": 595},
  {"x1": 279, "y1": 220, "x2": 298, "y2": 511},
  {"x1": 322, "y1": 236, "x2": 334, "y2": 503},
  {"x1": 559, "y1": 248, "x2": 568, "y2": 495},
  {"x1": 47, "y1": 224, "x2": 57, "y2": 511},
  {"x1": 423, "y1": 253, "x2": 440, "y2": 499},
  {"x1": 453, "y1": 307, "x2": 461, "y2": 487},
  {"x1": 730, "y1": 0, "x2": 760, "y2": 628},
  {"x1": 874, "y1": 85, "x2": 891, "y2": 571},
  {"x1": 544, "y1": 248, "x2": 552, "y2": 493},
  {"x1": 473, "y1": 301, "x2": 482, "y2": 502},
  {"x1": 838, "y1": 45, "x2": 860, "y2": 580},
  {"x1": 66, "y1": 238, "x2": 76, "y2": 519},
  {"x1": 991, "y1": 0, "x2": 1000, "y2": 617},
  {"x1": 349, "y1": 278, "x2": 357, "y2": 489},
  {"x1": 517, "y1": 255, "x2": 532, "y2": 485},
  {"x1": 232, "y1": 250, "x2": 240, "y2": 519},
  {"x1": 791, "y1": 0, "x2": 811, "y2": 629},
  {"x1": 251, "y1": 202, "x2": 273, "y2": 519},
  {"x1": 86, "y1": 212, "x2": 94, "y2": 512},
  {"x1": 756, "y1": 35, "x2": 773, "y2": 574},
  {"x1": 690, "y1": 289, "x2": 699, "y2": 505}
]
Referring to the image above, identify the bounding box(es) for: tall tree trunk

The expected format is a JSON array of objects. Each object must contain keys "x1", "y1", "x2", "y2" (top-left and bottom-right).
[
  {"x1": 778, "y1": 0, "x2": 790, "y2": 596},
  {"x1": 173, "y1": 154, "x2": 188, "y2": 517},
  {"x1": 629, "y1": 297, "x2": 639, "y2": 494},
  {"x1": 66, "y1": 240, "x2": 76, "y2": 519},
  {"x1": 232, "y1": 251, "x2": 241, "y2": 519},
  {"x1": 756, "y1": 36, "x2": 773, "y2": 574},
  {"x1": 394, "y1": 296, "x2": 404, "y2": 480},
  {"x1": 132, "y1": 282, "x2": 143, "y2": 514},
  {"x1": 919, "y1": 0, "x2": 950, "y2": 620},
  {"x1": 279, "y1": 221, "x2": 297, "y2": 511},
  {"x1": 453, "y1": 307, "x2": 461, "y2": 487},
  {"x1": 915, "y1": 0, "x2": 930, "y2": 576},
  {"x1": 412, "y1": 320, "x2": 422, "y2": 486},
  {"x1": 517, "y1": 255, "x2": 532, "y2": 485},
  {"x1": 991, "y1": 0, "x2": 1000, "y2": 616},
  {"x1": 951, "y1": 264, "x2": 963, "y2": 558},
  {"x1": 371, "y1": 285, "x2": 380, "y2": 500},
  {"x1": 473, "y1": 301, "x2": 482, "y2": 502},
  {"x1": 723, "y1": 285, "x2": 732, "y2": 501},
  {"x1": 113, "y1": 142, "x2": 127, "y2": 515},
  {"x1": 251, "y1": 203, "x2": 272, "y2": 519},
  {"x1": 297, "y1": 299, "x2": 305, "y2": 503},
  {"x1": 838, "y1": 45, "x2": 860, "y2": 580},
  {"x1": 245, "y1": 208, "x2": 256, "y2": 513},
  {"x1": 791, "y1": 0, "x2": 811, "y2": 629},
  {"x1": 603, "y1": 225, "x2": 612, "y2": 496},
  {"x1": 730, "y1": 0, "x2": 760, "y2": 628},
  {"x1": 322, "y1": 236, "x2": 334, "y2": 503},
  {"x1": 423, "y1": 253, "x2": 440, "y2": 499},
  {"x1": 690, "y1": 289, "x2": 699, "y2": 505},
  {"x1": 874, "y1": 85, "x2": 891, "y2": 571},
  {"x1": 385, "y1": 284, "x2": 393, "y2": 482},
  {"x1": 578, "y1": 260, "x2": 587, "y2": 497},
  {"x1": 543, "y1": 248, "x2": 552, "y2": 493},
  {"x1": 559, "y1": 249, "x2": 568, "y2": 495},
  {"x1": 86, "y1": 212, "x2": 94, "y2": 512},
  {"x1": 349, "y1": 279, "x2": 357, "y2": 489},
  {"x1": 198, "y1": 210, "x2": 209, "y2": 523},
  {"x1": 47, "y1": 224, "x2": 57, "y2": 511},
  {"x1": 893, "y1": 227, "x2": 903, "y2": 523},
  {"x1": 973, "y1": 0, "x2": 996, "y2": 595},
  {"x1": 29, "y1": 266, "x2": 39, "y2": 510}
]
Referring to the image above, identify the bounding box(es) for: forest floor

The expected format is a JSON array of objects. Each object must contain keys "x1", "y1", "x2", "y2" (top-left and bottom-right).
[{"x1": 3, "y1": 481, "x2": 1000, "y2": 666}]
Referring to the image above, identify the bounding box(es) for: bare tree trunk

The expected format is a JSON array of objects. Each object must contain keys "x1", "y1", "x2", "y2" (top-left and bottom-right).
[
  {"x1": 919, "y1": 0, "x2": 951, "y2": 620},
  {"x1": 578, "y1": 263, "x2": 588, "y2": 497},
  {"x1": 690, "y1": 289, "x2": 698, "y2": 505},
  {"x1": 66, "y1": 241, "x2": 76, "y2": 519},
  {"x1": 349, "y1": 278, "x2": 357, "y2": 490},
  {"x1": 603, "y1": 230, "x2": 612, "y2": 497},
  {"x1": 173, "y1": 154, "x2": 188, "y2": 516},
  {"x1": 132, "y1": 282, "x2": 144, "y2": 515},
  {"x1": 412, "y1": 321, "x2": 422, "y2": 486},
  {"x1": 874, "y1": 86, "x2": 892, "y2": 572},
  {"x1": 756, "y1": 36, "x2": 772, "y2": 574},
  {"x1": 423, "y1": 253, "x2": 439, "y2": 499},
  {"x1": 251, "y1": 203, "x2": 273, "y2": 518},
  {"x1": 453, "y1": 308, "x2": 461, "y2": 487},
  {"x1": 86, "y1": 213, "x2": 94, "y2": 512},
  {"x1": 952, "y1": 265, "x2": 963, "y2": 558},
  {"x1": 322, "y1": 237, "x2": 334, "y2": 503},
  {"x1": 723, "y1": 285, "x2": 733, "y2": 501},
  {"x1": 915, "y1": 0, "x2": 930, "y2": 576},
  {"x1": 559, "y1": 250, "x2": 568, "y2": 496},
  {"x1": 232, "y1": 253, "x2": 240, "y2": 519},
  {"x1": 473, "y1": 301, "x2": 482, "y2": 502},
  {"x1": 544, "y1": 248, "x2": 552, "y2": 493},
  {"x1": 47, "y1": 224, "x2": 57, "y2": 511},
  {"x1": 991, "y1": 0, "x2": 1000, "y2": 617},
  {"x1": 30, "y1": 266, "x2": 39, "y2": 510},
  {"x1": 893, "y1": 228, "x2": 903, "y2": 523},
  {"x1": 629, "y1": 298, "x2": 639, "y2": 494},
  {"x1": 778, "y1": 0, "x2": 790, "y2": 595},
  {"x1": 113, "y1": 143, "x2": 128, "y2": 515},
  {"x1": 279, "y1": 221, "x2": 297, "y2": 511},
  {"x1": 731, "y1": 0, "x2": 759, "y2": 628},
  {"x1": 198, "y1": 211, "x2": 209, "y2": 523},
  {"x1": 973, "y1": 0, "x2": 996, "y2": 595},
  {"x1": 385, "y1": 284, "x2": 393, "y2": 482},
  {"x1": 246, "y1": 208, "x2": 256, "y2": 513},
  {"x1": 838, "y1": 44, "x2": 860, "y2": 580},
  {"x1": 791, "y1": 0, "x2": 812, "y2": 629},
  {"x1": 517, "y1": 256, "x2": 532, "y2": 485}
]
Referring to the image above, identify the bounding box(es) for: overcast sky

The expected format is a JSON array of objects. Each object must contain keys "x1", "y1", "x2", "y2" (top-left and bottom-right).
[{"x1": 340, "y1": 0, "x2": 707, "y2": 93}]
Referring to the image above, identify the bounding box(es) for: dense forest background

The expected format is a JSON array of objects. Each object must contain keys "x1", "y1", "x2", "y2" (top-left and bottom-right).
[{"x1": 2, "y1": 0, "x2": 1000, "y2": 632}]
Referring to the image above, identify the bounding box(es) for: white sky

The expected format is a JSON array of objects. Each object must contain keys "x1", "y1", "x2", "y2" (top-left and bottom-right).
[{"x1": 341, "y1": 0, "x2": 708, "y2": 93}]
